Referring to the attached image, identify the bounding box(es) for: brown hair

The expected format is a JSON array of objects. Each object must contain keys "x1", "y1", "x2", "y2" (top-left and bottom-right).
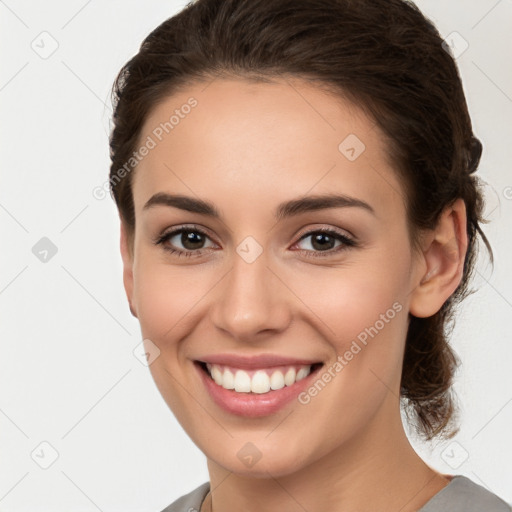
[{"x1": 108, "y1": 0, "x2": 493, "y2": 440}]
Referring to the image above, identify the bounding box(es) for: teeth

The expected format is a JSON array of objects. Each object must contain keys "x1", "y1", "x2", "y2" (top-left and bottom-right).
[
  {"x1": 204, "y1": 363, "x2": 313, "y2": 394},
  {"x1": 296, "y1": 367, "x2": 309, "y2": 381},
  {"x1": 223, "y1": 369, "x2": 235, "y2": 389},
  {"x1": 284, "y1": 368, "x2": 296, "y2": 386},
  {"x1": 270, "y1": 370, "x2": 285, "y2": 390},
  {"x1": 234, "y1": 370, "x2": 251, "y2": 392}
]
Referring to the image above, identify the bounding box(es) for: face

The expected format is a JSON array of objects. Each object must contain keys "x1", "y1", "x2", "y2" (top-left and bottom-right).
[{"x1": 123, "y1": 77, "x2": 426, "y2": 477}]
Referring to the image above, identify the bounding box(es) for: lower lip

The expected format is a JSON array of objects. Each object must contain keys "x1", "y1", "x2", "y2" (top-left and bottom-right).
[{"x1": 195, "y1": 362, "x2": 322, "y2": 418}]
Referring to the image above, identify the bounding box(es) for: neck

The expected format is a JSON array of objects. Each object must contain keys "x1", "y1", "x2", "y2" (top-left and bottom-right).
[{"x1": 205, "y1": 401, "x2": 450, "y2": 512}]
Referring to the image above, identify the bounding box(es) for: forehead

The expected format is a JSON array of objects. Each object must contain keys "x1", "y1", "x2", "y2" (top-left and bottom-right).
[{"x1": 133, "y1": 78, "x2": 405, "y2": 221}]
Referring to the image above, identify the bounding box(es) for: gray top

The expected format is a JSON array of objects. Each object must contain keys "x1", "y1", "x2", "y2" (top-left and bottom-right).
[{"x1": 160, "y1": 476, "x2": 511, "y2": 512}]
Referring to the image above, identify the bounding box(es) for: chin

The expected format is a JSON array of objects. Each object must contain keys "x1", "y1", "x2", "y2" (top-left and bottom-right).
[{"x1": 210, "y1": 450, "x2": 308, "y2": 479}]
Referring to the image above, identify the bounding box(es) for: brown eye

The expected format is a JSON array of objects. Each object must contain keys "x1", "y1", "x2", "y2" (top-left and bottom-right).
[
  {"x1": 154, "y1": 225, "x2": 216, "y2": 257},
  {"x1": 293, "y1": 228, "x2": 356, "y2": 258}
]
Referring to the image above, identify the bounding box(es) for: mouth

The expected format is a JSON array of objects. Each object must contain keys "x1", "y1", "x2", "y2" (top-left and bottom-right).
[
  {"x1": 196, "y1": 360, "x2": 324, "y2": 395},
  {"x1": 195, "y1": 359, "x2": 324, "y2": 417}
]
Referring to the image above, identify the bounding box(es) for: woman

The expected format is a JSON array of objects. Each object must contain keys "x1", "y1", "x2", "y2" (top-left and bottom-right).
[{"x1": 108, "y1": 0, "x2": 510, "y2": 510}]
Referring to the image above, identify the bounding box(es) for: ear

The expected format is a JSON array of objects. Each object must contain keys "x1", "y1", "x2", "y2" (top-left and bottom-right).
[
  {"x1": 120, "y1": 220, "x2": 138, "y2": 318},
  {"x1": 409, "y1": 198, "x2": 468, "y2": 318}
]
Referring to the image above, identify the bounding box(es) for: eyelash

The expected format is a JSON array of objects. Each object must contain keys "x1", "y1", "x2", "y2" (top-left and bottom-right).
[{"x1": 153, "y1": 224, "x2": 357, "y2": 259}]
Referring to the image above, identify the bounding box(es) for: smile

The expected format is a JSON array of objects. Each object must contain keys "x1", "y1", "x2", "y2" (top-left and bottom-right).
[
  {"x1": 195, "y1": 358, "x2": 324, "y2": 417},
  {"x1": 204, "y1": 363, "x2": 319, "y2": 394}
]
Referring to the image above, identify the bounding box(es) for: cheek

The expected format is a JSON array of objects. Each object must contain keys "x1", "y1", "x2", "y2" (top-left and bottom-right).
[
  {"x1": 290, "y1": 256, "x2": 409, "y2": 350},
  {"x1": 132, "y1": 255, "x2": 212, "y2": 342},
  {"x1": 287, "y1": 245, "x2": 411, "y2": 399}
]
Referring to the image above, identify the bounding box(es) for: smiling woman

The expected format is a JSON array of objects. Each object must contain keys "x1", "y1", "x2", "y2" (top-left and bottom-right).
[{"x1": 107, "y1": 1, "x2": 509, "y2": 511}]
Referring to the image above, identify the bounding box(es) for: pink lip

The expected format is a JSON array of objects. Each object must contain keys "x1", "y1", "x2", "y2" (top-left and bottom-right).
[
  {"x1": 195, "y1": 361, "x2": 323, "y2": 418},
  {"x1": 197, "y1": 353, "x2": 321, "y2": 369}
]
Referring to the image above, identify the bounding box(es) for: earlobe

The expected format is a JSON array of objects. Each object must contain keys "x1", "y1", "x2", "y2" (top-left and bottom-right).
[
  {"x1": 120, "y1": 221, "x2": 138, "y2": 318},
  {"x1": 409, "y1": 198, "x2": 468, "y2": 318}
]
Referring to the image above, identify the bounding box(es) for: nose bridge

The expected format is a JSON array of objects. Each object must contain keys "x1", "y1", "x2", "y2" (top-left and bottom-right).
[{"x1": 210, "y1": 238, "x2": 291, "y2": 339}]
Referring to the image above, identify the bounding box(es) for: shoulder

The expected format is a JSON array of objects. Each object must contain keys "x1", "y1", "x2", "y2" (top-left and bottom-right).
[
  {"x1": 420, "y1": 475, "x2": 511, "y2": 512},
  {"x1": 159, "y1": 482, "x2": 210, "y2": 512}
]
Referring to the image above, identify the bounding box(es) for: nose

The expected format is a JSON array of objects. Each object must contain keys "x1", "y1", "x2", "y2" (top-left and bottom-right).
[{"x1": 209, "y1": 247, "x2": 293, "y2": 342}]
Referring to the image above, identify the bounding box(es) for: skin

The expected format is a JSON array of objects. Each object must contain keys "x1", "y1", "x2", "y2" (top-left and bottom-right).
[{"x1": 119, "y1": 77, "x2": 468, "y2": 511}]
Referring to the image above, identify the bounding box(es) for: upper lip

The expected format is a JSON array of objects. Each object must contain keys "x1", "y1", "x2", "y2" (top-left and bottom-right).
[{"x1": 196, "y1": 353, "x2": 322, "y2": 369}]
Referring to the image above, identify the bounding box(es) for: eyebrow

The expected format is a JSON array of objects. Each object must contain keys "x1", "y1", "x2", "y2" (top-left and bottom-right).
[{"x1": 143, "y1": 192, "x2": 375, "y2": 220}]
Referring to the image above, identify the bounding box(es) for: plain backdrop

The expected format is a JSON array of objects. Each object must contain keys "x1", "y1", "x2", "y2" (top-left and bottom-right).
[{"x1": 0, "y1": 1, "x2": 511, "y2": 510}]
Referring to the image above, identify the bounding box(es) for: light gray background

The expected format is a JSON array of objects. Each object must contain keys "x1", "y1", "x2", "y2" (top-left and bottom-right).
[{"x1": 1, "y1": 1, "x2": 511, "y2": 510}]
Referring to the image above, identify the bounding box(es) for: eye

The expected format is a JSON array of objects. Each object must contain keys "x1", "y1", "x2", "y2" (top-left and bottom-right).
[
  {"x1": 153, "y1": 225, "x2": 217, "y2": 258},
  {"x1": 292, "y1": 228, "x2": 356, "y2": 258},
  {"x1": 154, "y1": 225, "x2": 357, "y2": 259}
]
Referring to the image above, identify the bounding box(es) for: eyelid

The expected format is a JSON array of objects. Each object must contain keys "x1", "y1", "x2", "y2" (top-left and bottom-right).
[
  {"x1": 294, "y1": 224, "x2": 355, "y2": 242},
  {"x1": 153, "y1": 223, "x2": 216, "y2": 245},
  {"x1": 154, "y1": 223, "x2": 357, "y2": 257}
]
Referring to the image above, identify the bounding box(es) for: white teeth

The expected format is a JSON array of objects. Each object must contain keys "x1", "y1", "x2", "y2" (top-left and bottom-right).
[
  {"x1": 284, "y1": 368, "x2": 296, "y2": 386},
  {"x1": 204, "y1": 363, "x2": 314, "y2": 394},
  {"x1": 270, "y1": 371, "x2": 285, "y2": 390},
  {"x1": 223, "y1": 369, "x2": 235, "y2": 389},
  {"x1": 234, "y1": 370, "x2": 251, "y2": 392},
  {"x1": 296, "y1": 367, "x2": 309, "y2": 381},
  {"x1": 211, "y1": 365, "x2": 223, "y2": 385},
  {"x1": 251, "y1": 370, "x2": 271, "y2": 394}
]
